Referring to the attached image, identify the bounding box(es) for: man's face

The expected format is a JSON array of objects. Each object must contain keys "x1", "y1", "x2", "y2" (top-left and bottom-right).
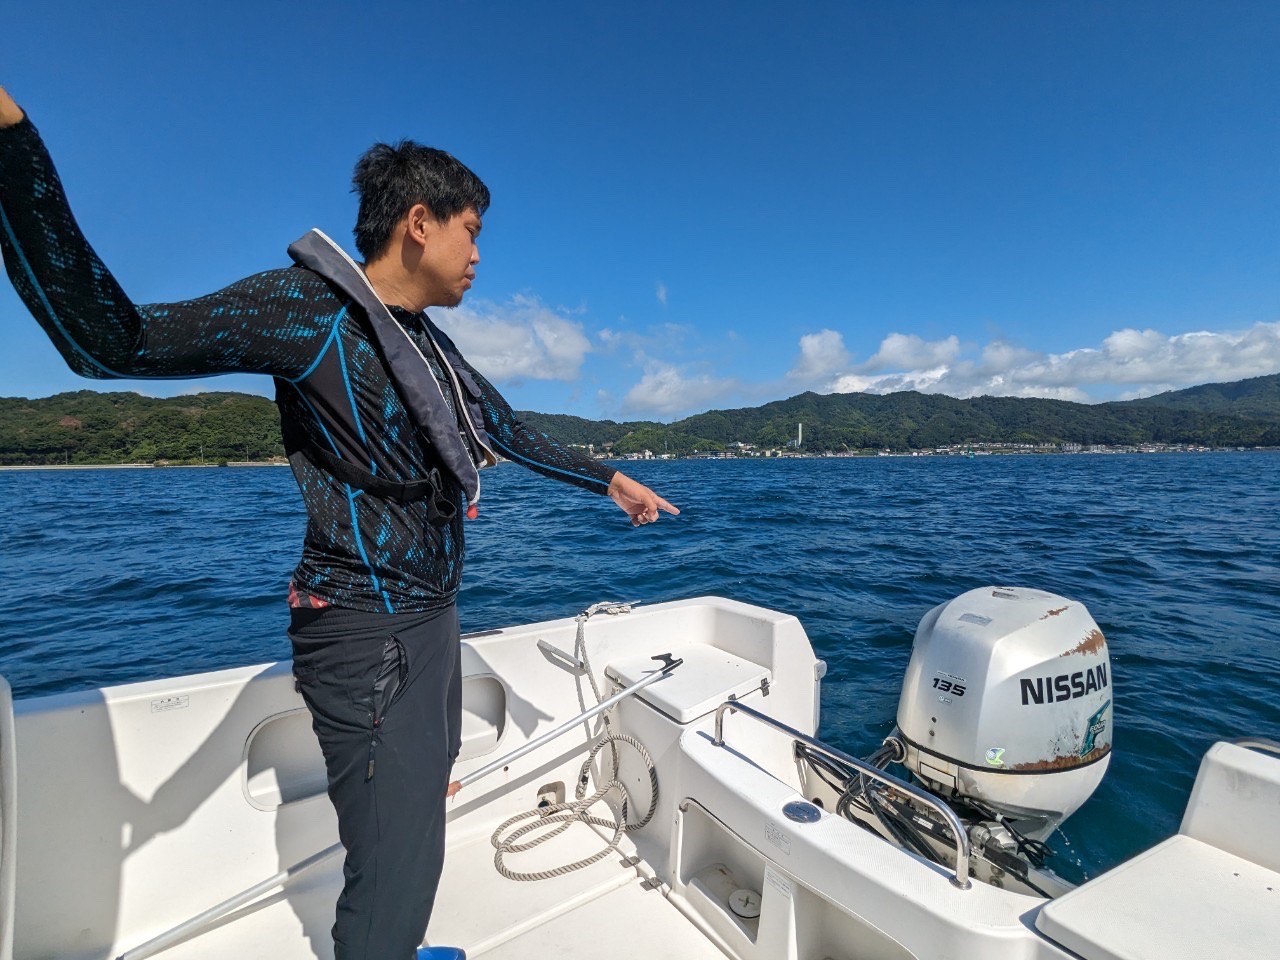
[{"x1": 418, "y1": 207, "x2": 482, "y2": 308}]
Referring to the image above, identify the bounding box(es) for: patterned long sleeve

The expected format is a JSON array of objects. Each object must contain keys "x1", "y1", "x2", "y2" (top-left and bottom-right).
[
  {"x1": 462, "y1": 358, "x2": 618, "y2": 495},
  {"x1": 0, "y1": 117, "x2": 336, "y2": 381}
]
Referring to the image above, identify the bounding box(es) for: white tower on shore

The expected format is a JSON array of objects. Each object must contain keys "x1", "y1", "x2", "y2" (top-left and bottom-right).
[{"x1": 797, "y1": 422, "x2": 803, "y2": 447}]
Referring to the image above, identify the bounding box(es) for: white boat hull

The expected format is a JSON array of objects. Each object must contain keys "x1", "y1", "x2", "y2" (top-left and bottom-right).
[{"x1": 2, "y1": 597, "x2": 1276, "y2": 960}]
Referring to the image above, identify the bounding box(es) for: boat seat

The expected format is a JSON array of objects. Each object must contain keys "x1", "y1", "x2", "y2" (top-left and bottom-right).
[
  {"x1": 605, "y1": 645, "x2": 770, "y2": 724},
  {"x1": 1035, "y1": 741, "x2": 1280, "y2": 960},
  {"x1": 0, "y1": 677, "x2": 15, "y2": 960}
]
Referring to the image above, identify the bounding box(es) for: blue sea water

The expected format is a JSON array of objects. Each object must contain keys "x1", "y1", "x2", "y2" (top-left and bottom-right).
[{"x1": 1, "y1": 453, "x2": 1277, "y2": 883}]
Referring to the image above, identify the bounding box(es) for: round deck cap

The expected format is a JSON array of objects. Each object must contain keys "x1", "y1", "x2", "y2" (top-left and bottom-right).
[{"x1": 782, "y1": 800, "x2": 822, "y2": 823}]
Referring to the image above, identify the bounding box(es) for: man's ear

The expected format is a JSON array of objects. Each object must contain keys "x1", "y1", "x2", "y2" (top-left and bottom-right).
[{"x1": 405, "y1": 204, "x2": 435, "y2": 249}]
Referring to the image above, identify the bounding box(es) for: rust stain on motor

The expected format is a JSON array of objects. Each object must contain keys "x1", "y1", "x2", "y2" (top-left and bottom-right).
[
  {"x1": 1011, "y1": 744, "x2": 1110, "y2": 771},
  {"x1": 1040, "y1": 606, "x2": 1069, "y2": 620},
  {"x1": 1061, "y1": 628, "x2": 1106, "y2": 657}
]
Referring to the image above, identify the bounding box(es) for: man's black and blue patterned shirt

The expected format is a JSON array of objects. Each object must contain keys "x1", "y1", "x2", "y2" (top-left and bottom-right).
[{"x1": 0, "y1": 117, "x2": 618, "y2": 613}]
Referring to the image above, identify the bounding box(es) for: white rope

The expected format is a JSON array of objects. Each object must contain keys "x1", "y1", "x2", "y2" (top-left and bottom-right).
[{"x1": 490, "y1": 602, "x2": 659, "y2": 882}]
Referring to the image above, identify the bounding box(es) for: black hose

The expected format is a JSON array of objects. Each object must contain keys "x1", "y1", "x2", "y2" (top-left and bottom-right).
[
  {"x1": 795, "y1": 743, "x2": 947, "y2": 866},
  {"x1": 795, "y1": 739, "x2": 1061, "y2": 890},
  {"x1": 864, "y1": 785, "x2": 941, "y2": 864},
  {"x1": 965, "y1": 799, "x2": 1053, "y2": 868}
]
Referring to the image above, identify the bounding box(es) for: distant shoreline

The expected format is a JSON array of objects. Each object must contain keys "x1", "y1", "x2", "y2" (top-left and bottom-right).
[
  {"x1": 0, "y1": 461, "x2": 291, "y2": 472},
  {"x1": 4, "y1": 374, "x2": 1278, "y2": 464},
  {"x1": 1, "y1": 448, "x2": 1274, "y2": 473}
]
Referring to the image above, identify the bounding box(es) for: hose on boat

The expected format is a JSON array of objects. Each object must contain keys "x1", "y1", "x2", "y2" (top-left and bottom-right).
[
  {"x1": 797, "y1": 737, "x2": 1060, "y2": 896},
  {"x1": 964, "y1": 799, "x2": 1052, "y2": 869},
  {"x1": 798, "y1": 736, "x2": 951, "y2": 866},
  {"x1": 490, "y1": 602, "x2": 660, "y2": 882}
]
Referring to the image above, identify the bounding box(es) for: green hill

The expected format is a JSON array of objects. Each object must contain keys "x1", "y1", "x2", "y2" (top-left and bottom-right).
[
  {"x1": 0, "y1": 390, "x2": 284, "y2": 465},
  {"x1": 516, "y1": 412, "x2": 659, "y2": 447},
  {"x1": 651, "y1": 387, "x2": 1280, "y2": 453},
  {"x1": 1, "y1": 374, "x2": 1277, "y2": 466},
  {"x1": 1131, "y1": 373, "x2": 1280, "y2": 423}
]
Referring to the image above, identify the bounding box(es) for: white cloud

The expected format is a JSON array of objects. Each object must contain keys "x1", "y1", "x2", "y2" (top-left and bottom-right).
[
  {"x1": 831, "y1": 366, "x2": 961, "y2": 396},
  {"x1": 656, "y1": 282, "x2": 668, "y2": 307},
  {"x1": 434, "y1": 295, "x2": 591, "y2": 382},
  {"x1": 862, "y1": 333, "x2": 961, "y2": 373},
  {"x1": 596, "y1": 323, "x2": 692, "y2": 355},
  {"x1": 982, "y1": 324, "x2": 1280, "y2": 396},
  {"x1": 621, "y1": 361, "x2": 736, "y2": 418},
  {"x1": 788, "y1": 329, "x2": 852, "y2": 384},
  {"x1": 597, "y1": 327, "x2": 623, "y2": 352},
  {"x1": 810, "y1": 321, "x2": 1280, "y2": 402},
  {"x1": 976, "y1": 340, "x2": 1042, "y2": 374}
]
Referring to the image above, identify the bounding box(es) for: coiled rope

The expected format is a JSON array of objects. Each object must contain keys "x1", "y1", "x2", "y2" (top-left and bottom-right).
[{"x1": 491, "y1": 602, "x2": 660, "y2": 882}]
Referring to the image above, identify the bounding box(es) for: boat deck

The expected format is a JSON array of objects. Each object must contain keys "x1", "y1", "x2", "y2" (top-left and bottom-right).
[
  {"x1": 476, "y1": 875, "x2": 726, "y2": 960},
  {"x1": 14, "y1": 600, "x2": 1275, "y2": 960},
  {"x1": 152, "y1": 821, "x2": 725, "y2": 960}
]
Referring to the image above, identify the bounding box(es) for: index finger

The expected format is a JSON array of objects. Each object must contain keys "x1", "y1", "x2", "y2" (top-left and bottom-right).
[{"x1": 656, "y1": 496, "x2": 679, "y2": 516}]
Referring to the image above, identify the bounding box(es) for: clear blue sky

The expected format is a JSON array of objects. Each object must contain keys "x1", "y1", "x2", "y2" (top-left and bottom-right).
[{"x1": 3, "y1": 1, "x2": 1278, "y2": 419}]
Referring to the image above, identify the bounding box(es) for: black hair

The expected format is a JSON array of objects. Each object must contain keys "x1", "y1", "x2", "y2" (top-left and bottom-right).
[{"x1": 351, "y1": 140, "x2": 490, "y2": 260}]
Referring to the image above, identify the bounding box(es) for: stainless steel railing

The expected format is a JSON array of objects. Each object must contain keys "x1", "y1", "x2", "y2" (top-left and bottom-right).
[{"x1": 712, "y1": 698, "x2": 972, "y2": 889}]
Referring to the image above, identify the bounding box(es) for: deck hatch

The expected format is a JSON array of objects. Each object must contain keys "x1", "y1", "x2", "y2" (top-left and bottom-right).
[{"x1": 605, "y1": 646, "x2": 770, "y2": 723}]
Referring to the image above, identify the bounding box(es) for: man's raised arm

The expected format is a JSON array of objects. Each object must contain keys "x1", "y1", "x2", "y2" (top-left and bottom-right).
[{"x1": 0, "y1": 85, "x2": 336, "y2": 383}]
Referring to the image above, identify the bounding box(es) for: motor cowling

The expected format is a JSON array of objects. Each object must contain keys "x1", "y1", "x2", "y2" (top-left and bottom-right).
[{"x1": 896, "y1": 587, "x2": 1112, "y2": 838}]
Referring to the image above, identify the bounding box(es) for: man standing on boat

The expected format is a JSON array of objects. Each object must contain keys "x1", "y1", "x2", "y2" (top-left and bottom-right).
[{"x1": 0, "y1": 86, "x2": 677, "y2": 960}]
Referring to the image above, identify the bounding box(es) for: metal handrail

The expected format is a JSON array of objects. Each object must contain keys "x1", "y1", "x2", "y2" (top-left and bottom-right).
[
  {"x1": 1231, "y1": 737, "x2": 1280, "y2": 757},
  {"x1": 712, "y1": 699, "x2": 972, "y2": 890}
]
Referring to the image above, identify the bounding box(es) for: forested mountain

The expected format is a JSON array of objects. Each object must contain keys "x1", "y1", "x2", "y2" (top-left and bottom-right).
[
  {"x1": 0, "y1": 391, "x2": 283, "y2": 465},
  {"x1": 513, "y1": 413, "x2": 658, "y2": 447},
  {"x1": 2, "y1": 374, "x2": 1278, "y2": 465},
  {"x1": 526, "y1": 375, "x2": 1280, "y2": 454},
  {"x1": 1130, "y1": 373, "x2": 1280, "y2": 422},
  {"x1": 643, "y1": 388, "x2": 1280, "y2": 453}
]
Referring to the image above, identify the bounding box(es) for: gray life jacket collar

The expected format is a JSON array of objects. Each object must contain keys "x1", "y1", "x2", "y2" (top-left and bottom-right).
[{"x1": 286, "y1": 228, "x2": 495, "y2": 505}]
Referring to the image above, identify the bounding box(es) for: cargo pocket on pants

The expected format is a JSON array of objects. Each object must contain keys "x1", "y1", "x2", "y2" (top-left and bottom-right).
[{"x1": 366, "y1": 634, "x2": 408, "y2": 781}]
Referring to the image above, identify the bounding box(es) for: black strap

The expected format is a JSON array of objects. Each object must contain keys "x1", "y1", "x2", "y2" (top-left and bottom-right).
[{"x1": 289, "y1": 442, "x2": 457, "y2": 524}]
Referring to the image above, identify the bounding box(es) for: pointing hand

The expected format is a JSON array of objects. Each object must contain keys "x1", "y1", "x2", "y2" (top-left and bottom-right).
[{"x1": 607, "y1": 471, "x2": 679, "y2": 527}]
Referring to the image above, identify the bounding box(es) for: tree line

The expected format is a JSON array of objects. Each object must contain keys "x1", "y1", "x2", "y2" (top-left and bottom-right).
[
  {"x1": 524, "y1": 374, "x2": 1280, "y2": 456},
  {"x1": 0, "y1": 391, "x2": 284, "y2": 465},
  {"x1": 2, "y1": 374, "x2": 1277, "y2": 465}
]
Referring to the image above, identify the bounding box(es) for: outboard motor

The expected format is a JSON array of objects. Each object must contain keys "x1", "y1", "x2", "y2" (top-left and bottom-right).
[{"x1": 896, "y1": 586, "x2": 1112, "y2": 840}]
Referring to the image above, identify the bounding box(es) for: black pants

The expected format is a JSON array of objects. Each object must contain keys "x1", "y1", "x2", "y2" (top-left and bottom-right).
[{"x1": 290, "y1": 603, "x2": 462, "y2": 960}]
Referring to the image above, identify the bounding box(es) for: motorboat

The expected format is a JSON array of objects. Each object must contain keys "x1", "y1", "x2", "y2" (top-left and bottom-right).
[{"x1": 2, "y1": 591, "x2": 1276, "y2": 959}]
